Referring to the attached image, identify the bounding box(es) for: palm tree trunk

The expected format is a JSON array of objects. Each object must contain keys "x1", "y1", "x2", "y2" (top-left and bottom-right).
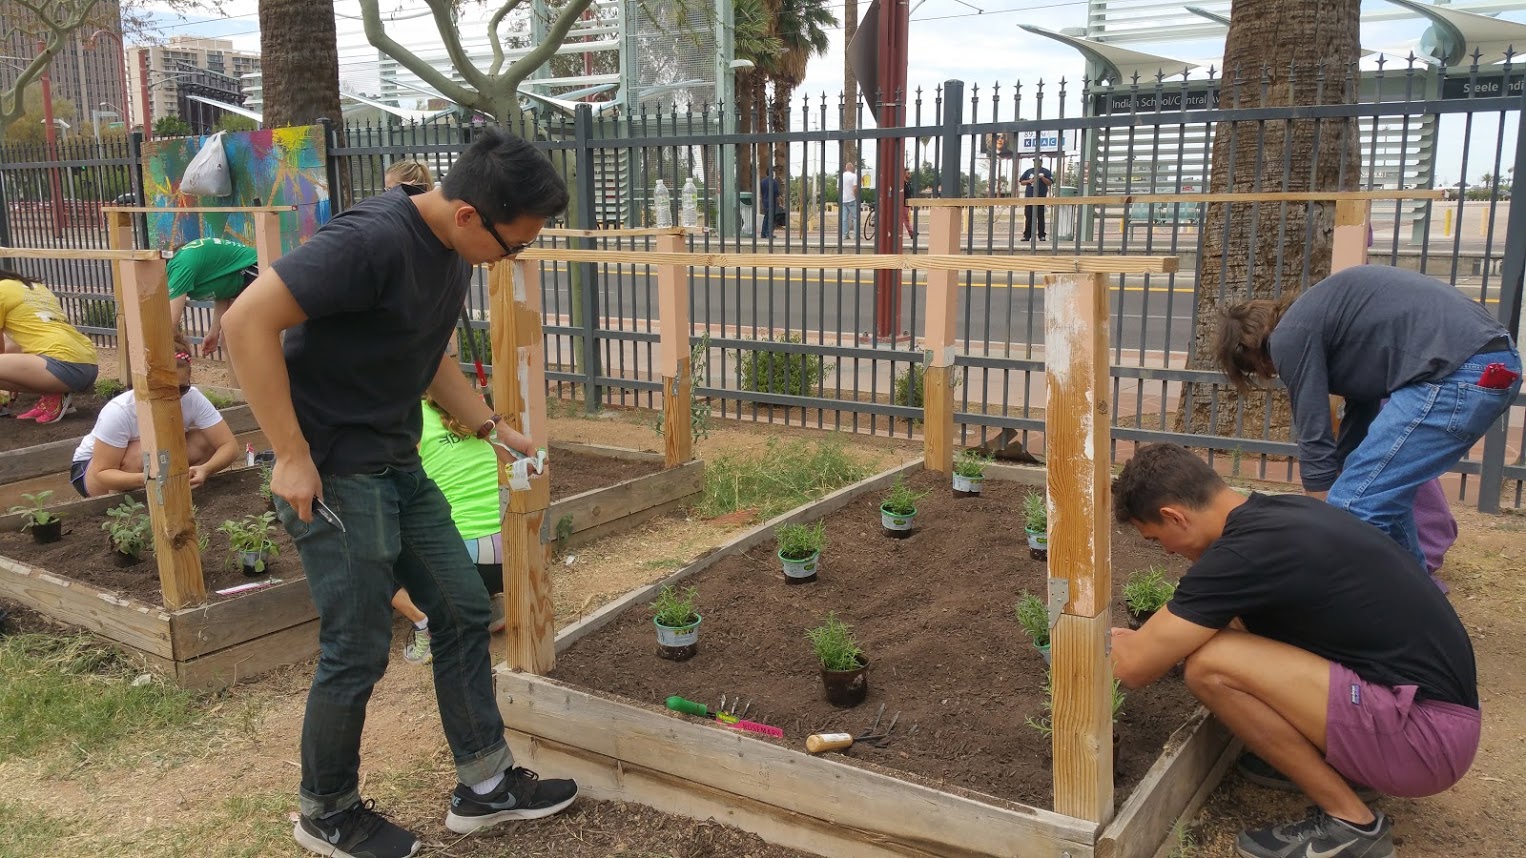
[
  {"x1": 770, "y1": 82, "x2": 793, "y2": 182},
  {"x1": 259, "y1": 0, "x2": 347, "y2": 204},
  {"x1": 842, "y1": 0, "x2": 858, "y2": 166},
  {"x1": 737, "y1": 71, "x2": 757, "y2": 191},
  {"x1": 1176, "y1": 0, "x2": 1361, "y2": 440}
]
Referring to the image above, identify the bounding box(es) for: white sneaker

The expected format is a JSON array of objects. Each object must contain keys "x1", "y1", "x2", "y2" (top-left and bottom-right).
[{"x1": 402, "y1": 627, "x2": 432, "y2": 665}]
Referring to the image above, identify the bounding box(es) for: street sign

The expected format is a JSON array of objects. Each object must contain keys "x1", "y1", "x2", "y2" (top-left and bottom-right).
[
  {"x1": 1441, "y1": 73, "x2": 1525, "y2": 101},
  {"x1": 1018, "y1": 132, "x2": 1067, "y2": 152}
]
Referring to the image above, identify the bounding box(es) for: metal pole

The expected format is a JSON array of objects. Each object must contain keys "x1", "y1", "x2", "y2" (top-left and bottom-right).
[
  {"x1": 573, "y1": 104, "x2": 602, "y2": 412},
  {"x1": 939, "y1": 80, "x2": 965, "y2": 204},
  {"x1": 1476, "y1": 90, "x2": 1526, "y2": 514},
  {"x1": 872, "y1": 0, "x2": 909, "y2": 340}
]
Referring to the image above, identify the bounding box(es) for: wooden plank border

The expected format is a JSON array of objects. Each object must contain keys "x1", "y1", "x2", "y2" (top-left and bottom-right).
[
  {"x1": 169, "y1": 577, "x2": 316, "y2": 660},
  {"x1": 499, "y1": 670, "x2": 1097, "y2": 858},
  {"x1": 540, "y1": 459, "x2": 703, "y2": 547},
  {"x1": 1097, "y1": 710, "x2": 1238, "y2": 858},
  {"x1": 0, "y1": 554, "x2": 174, "y2": 657},
  {"x1": 0, "y1": 405, "x2": 259, "y2": 486}
]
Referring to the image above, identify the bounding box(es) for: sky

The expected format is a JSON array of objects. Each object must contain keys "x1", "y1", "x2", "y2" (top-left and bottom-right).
[{"x1": 132, "y1": 0, "x2": 1526, "y2": 185}]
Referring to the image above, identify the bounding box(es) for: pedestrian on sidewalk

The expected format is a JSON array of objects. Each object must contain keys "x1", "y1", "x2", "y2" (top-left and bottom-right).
[
  {"x1": 1019, "y1": 155, "x2": 1052, "y2": 241},
  {"x1": 223, "y1": 128, "x2": 579, "y2": 858},
  {"x1": 1216, "y1": 264, "x2": 1519, "y2": 569}
]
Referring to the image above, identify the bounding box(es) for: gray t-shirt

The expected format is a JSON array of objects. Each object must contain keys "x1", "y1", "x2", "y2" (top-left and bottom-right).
[
  {"x1": 1269, "y1": 265, "x2": 1509, "y2": 491},
  {"x1": 271, "y1": 186, "x2": 470, "y2": 475}
]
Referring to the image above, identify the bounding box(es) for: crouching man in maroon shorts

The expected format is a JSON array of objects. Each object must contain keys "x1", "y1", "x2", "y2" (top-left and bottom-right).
[{"x1": 1110, "y1": 444, "x2": 1480, "y2": 858}]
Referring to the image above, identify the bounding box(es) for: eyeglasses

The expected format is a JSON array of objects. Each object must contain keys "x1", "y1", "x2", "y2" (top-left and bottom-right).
[{"x1": 473, "y1": 207, "x2": 535, "y2": 258}]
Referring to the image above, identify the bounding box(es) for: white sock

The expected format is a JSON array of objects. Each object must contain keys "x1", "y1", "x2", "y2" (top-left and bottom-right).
[
  {"x1": 413, "y1": 617, "x2": 429, "y2": 631},
  {"x1": 470, "y1": 771, "x2": 504, "y2": 795}
]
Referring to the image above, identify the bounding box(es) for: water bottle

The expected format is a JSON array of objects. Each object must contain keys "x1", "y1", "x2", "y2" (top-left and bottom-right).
[
  {"x1": 654, "y1": 179, "x2": 672, "y2": 228},
  {"x1": 680, "y1": 178, "x2": 699, "y2": 228}
]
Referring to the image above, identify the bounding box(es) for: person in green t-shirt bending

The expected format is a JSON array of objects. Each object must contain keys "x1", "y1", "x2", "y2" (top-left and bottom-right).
[
  {"x1": 392, "y1": 397, "x2": 508, "y2": 665},
  {"x1": 167, "y1": 237, "x2": 260, "y2": 356}
]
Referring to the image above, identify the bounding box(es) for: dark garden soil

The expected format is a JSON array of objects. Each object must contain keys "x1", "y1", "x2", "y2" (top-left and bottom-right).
[
  {"x1": 551, "y1": 449, "x2": 662, "y2": 501},
  {"x1": 0, "y1": 467, "x2": 298, "y2": 608},
  {"x1": 552, "y1": 469, "x2": 1198, "y2": 808},
  {"x1": 0, "y1": 393, "x2": 108, "y2": 451}
]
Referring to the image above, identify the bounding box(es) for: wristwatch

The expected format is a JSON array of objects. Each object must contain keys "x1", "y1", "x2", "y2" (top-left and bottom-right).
[{"x1": 475, "y1": 414, "x2": 502, "y2": 440}]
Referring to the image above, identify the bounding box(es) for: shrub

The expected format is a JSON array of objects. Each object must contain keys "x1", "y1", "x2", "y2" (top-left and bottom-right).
[
  {"x1": 94, "y1": 378, "x2": 127, "y2": 399},
  {"x1": 892, "y1": 361, "x2": 961, "y2": 410},
  {"x1": 776, "y1": 520, "x2": 825, "y2": 560},
  {"x1": 8, "y1": 492, "x2": 57, "y2": 529},
  {"x1": 880, "y1": 476, "x2": 928, "y2": 516},
  {"x1": 806, "y1": 612, "x2": 863, "y2": 671},
  {"x1": 102, "y1": 498, "x2": 151, "y2": 558},
  {"x1": 1023, "y1": 493, "x2": 1047, "y2": 533},
  {"x1": 734, "y1": 333, "x2": 829, "y2": 398},
  {"x1": 1124, "y1": 567, "x2": 1176, "y2": 615},
  {"x1": 1014, "y1": 591, "x2": 1049, "y2": 647},
  {"x1": 78, "y1": 300, "x2": 116, "y2": 331},
  {"x1": 218, "y1": 512, "x2": 279, "y2": 573},
  {"x1": 953, "y1": 448, "x2": 991, "y2": 479},
  {"x1": 651, "y1": 585, "x2": 699, "y2": 627}
]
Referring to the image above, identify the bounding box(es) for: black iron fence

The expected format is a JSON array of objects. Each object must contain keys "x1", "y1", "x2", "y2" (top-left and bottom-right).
[{"x1": 3, "y1": 57, "x2": 1524, "y2": 509}]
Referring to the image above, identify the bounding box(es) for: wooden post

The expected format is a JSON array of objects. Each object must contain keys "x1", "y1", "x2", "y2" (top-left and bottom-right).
[
  {"x1": 922, "y1": 208, "x2": 962, "y2": 472},
  {"x1": 1044, "y1": 271, "x2": 1114, "y2": 823},
  {"x1": 119, "y1": 258, "x2": 205, "y2": 610},
  {"x1": 1331, "y1": 200, "x2": 1370, "y2": 273},
  {"x1": 491, "y1": 259, "x2": 554, "y2": 673},
  {"x1": 656, "y1": 231, "x2": 693, "y2": 468},
  {"x1": 105, "y1": 210, "x2": 135, "y2": 385},
  {"x1": 252, "y1": 210, "x2": 282, "y2": 270}
]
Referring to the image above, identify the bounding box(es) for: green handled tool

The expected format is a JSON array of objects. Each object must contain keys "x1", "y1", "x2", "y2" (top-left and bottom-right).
[{"x1": 665, "y1": 696, "x2": 784, "y2": 738}]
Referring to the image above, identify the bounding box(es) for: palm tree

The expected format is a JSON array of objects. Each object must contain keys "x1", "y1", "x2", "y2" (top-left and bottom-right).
[
  {"x1": 767, "y1": 0, "x2": 836, "y2": 178},
  {"x1": 734, "y1": 0, "x2": 784, "y2": 190},
  {"x1": 842, "y1": 0, "x2": 859, "y2": 167},
  {"x1": 258, "y1": 0, "x2": 343, "y2": 130}
]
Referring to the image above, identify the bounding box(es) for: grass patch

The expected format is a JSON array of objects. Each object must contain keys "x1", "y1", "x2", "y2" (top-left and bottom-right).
[
  {"x1": 639, "y1": 557, "x2": 687, "y2": 570},
  {"x1": 0, "y1": 633, "x2": 201, "y2": 763},
  {"x1": 697, "y1": 437, "x2": 871, "y2": 520},
  {"x1": 0, "y1": 800, "x2": 80, "y2": 858},
  {"x1": 203, "y1": 389, "x2": 239, "y2": 410},
  {"x1": 107, "y1": 791, "x2": 293, "y2": 858}
]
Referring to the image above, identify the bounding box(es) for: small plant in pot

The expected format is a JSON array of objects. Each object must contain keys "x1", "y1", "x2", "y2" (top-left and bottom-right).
[
  {"x1": 809, "y1": 612, "x2": 869, "y2": 707},
  {"x1": 1027, "y1": 672, "x2": 1127, "y2": 771},
  {"x1": 9, "y1": 491, "x2": 61, "y2": 543},
  {"x1": 1023, "y1": 493, "x2": 1048, "y2": 561},
  {"x1": 951, "y1": 448, "x2": 992, "y2": 497},
  {"x1": 1015, "y1": 591, "x2": 1051, "y2": 664},
  {"x1": 879, "y1": 477, "x2": 929, "y2": 538},
  {"x1": 776, "y1": 520, "x2": 825, "y2": 584},
  {"x1": 651, "y1": 584, "x2": 702, "y2": 661},
  {"x1": 219, "y1": 512, "x2": 280, "y2": 576},
  {"x1": 258, "y1": 464, "x2": 275, "y2": 512},
  {"x1": 1123, "y1": 567, "x2": 1176, "y2": 630},
  {"x1": 102, "y1": 498, "x2": 151, "y2": 566}
]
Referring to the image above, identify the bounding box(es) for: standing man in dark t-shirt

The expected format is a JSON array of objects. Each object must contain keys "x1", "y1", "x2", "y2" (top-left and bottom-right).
[
  {"x1": 1111, "y1": 444, "x2": 1479, "y2": 858},
  {"x1": 223, "y1": 129, "x2": 579, "y2": 858},
  {"x1": 1019, "y1": 155, "x2": 1052, "y2": 241}
]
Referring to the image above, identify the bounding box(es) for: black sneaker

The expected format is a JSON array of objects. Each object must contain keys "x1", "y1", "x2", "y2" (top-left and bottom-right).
[
  {"x1": 1237, "y1": 752, "x2": 1381, "y2": 802},
  {"x1": 293, "y1": 799, "x2": 420, "y2": 858},
  {"x1": 1236, "y1": 807, "x2": 1394, "y2": 858},
  {"x1": 445, "y1": 767, "x2": 579, "y2": 834}
]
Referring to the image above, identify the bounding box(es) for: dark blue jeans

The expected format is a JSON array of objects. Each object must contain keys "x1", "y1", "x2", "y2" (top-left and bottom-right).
[{"x1": 277, "y1": 468, "x2": 513, "y2": 817}]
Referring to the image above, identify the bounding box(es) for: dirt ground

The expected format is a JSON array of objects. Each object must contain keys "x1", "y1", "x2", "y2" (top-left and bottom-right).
[{"x1": 0, "y1": 396, "x2": 1521, "y2": 857}]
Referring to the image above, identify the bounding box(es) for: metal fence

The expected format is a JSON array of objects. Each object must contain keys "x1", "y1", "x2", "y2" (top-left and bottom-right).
[{"x1": 4, "y1": 57, "x2": 1524, "y2": 509}]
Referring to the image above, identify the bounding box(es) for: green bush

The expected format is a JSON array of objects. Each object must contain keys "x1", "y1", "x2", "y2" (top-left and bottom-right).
[
  {"x1": 77, "y1": 300, "x2": 115, "y2": 331},
  {"x1": 699, "y1": 437, "x2": 868, "y2": 520},
  {"x1": 892, "y1": 362, "x2": 960, "y2": 413},
  {"x1": 456, "y1": 324, "x2": 493, "y2": 365},
  {"x1": 734, "y1": 333, "x2": 829, "y2": 398}
]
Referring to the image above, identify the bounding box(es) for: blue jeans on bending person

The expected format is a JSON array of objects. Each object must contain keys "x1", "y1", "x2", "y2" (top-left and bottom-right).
[
  {"x1": 276, "y1": 467, "x2": 512, "y2": 818},
  {"x1": 1328, "y1": 344, "x2": 1521, "y2": 568}
]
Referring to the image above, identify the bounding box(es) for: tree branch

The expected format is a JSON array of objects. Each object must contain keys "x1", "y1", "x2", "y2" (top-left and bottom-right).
[
  {"x1": 423, "y1": 0, "x2": 490, "y2": 91},
  {"x1": 502, "y1": 0, "x2": 595, "y2": 90},
  {"x1": 488, "y1": 0, "x2": 527, "y2": 77},
  {"x1": 358, "y1": 0, "x2": 479, "y2": 109},
  {"x1": 1, "y1": 0, "x2": 104, "y2": 131}
]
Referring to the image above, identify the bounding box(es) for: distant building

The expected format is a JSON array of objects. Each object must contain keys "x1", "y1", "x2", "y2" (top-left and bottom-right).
[
  {"x1": 126, "y1": 36, "x2": 261, "y2": 132},
  {"x1": 0, "y1": 0, "x2": 129, "y2": 136}
]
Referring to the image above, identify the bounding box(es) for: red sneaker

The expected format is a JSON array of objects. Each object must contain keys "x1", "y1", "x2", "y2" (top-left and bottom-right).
[{"x1": 26, "y1": 394, "x2": 74, "y2": 424}]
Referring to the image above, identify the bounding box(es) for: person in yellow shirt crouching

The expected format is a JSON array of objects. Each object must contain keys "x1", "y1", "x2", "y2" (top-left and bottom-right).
[{"x1": 0, "y1": 268, "x2": 100, "y2": 424}]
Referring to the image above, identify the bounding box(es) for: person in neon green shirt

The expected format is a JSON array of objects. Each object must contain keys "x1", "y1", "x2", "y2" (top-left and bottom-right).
[
  {"x1": 392, "y1": 397, "x2": 507, "y2": 665},
  {"x1": 0, "y1": 268, "x2": 100, "y2": 423},
  {"x1": 167, "y1": 237, "x2": 260, "y2": 356}
]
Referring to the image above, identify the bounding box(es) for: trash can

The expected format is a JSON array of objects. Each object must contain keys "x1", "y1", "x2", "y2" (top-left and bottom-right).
[
  {"x1": 739, "y1": 191, "x2": 756, "y2": 237},
  {"x1": 1055, "y1": 186, "x2": 1078, "y2": 240}
]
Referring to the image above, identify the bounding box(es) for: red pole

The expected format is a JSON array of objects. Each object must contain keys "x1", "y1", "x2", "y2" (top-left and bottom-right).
[
  {"x1": 871, "y1": 0, "x2": 910, "y2": 340},
  {"x1": 139, "y1": 50, "x2": 153, "y2": 139},
  {"x1": 38, "y1": 39, "x2": 66, "y2": 235}
]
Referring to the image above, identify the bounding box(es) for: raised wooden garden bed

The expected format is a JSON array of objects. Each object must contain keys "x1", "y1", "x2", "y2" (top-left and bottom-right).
[
  {"x1": 545, "y1": 441, "x2": 703, "y2": 550},
  {"x1": 495, "y1": 463, "x2": 1237, "y2": 858}
]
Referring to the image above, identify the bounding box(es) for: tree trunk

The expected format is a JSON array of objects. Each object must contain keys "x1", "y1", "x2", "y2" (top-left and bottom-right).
[
  {"x1": 770, "y1": 82, "x2": 793, "y2": 182},
  {"x1": 259, "y1": 0, "x2": 346, "y2": 203},
  {"x1": 737, "y1": 71, "x2": 757, "y2": 192},
  {"x1": 1175, "y1": 0, "x2": 1361, "y2": 440},
  {"x1": 842, "y1": 0, "x2": 858, "y2": 167}
]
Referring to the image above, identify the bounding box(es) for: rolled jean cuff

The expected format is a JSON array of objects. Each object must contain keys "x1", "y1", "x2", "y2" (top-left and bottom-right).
[
  {"x1": 456, "y1": 737, "x2": 515, "y2": 786},
  {"x1": 299, "y1": 785, "x2": 361, "y2": 819}
]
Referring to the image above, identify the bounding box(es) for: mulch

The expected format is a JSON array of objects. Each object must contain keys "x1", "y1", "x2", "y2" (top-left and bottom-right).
[
  {"x1": 551, "y1": 450, "x2": 662, "y2": 501},
  {"x1": 552, "y1": 469, "x2": 1198, "y2": 808}
]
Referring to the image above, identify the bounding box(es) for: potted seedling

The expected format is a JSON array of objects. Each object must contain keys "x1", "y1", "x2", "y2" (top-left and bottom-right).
[
  {"x1": 880, "y1": 477, "x2": 929, "y2": 538},
  {"x1": 776, "y1": 520, "x2": 825, "y2": 584},
  {"x1": 219, "y1": 512, "x2": 280, "y2": 576},
  {"x1": 651, "y1": 584, "x2": 702, "y2": 661},
  {"x1": 809, "y1": 612, "x2": 869, "y2": 707},
  {"x1": 1023, "y1": 493, "x2": 1048, "y2": 561},
  {"x1": 1027, "y1": 672, "x2": 1127, "y2": 771},
  {"x1": 1123, "y1": 567, "x2": 1176, "y2": 630},
  {"x1": 1015, "y1": 591, "x2": 1051, "y2": 665},
  {"x1": 258, "y1": 464, "x2": 275, "y2": 512},
  {"x1": 9, "y1": 491, "x2": 61, "y2": 543},
  {"x1": 951, "y1": 448, "x2": 992, "y2": 497},
  {"x1": 102, "y1": 498, "x2": 151, "y2": 566}
]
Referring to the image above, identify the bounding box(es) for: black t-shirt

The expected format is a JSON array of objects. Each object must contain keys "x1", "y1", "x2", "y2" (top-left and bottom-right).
[
  {"x1": 271, "y1": 186, "x2": 470, "y2": 475},
  {"x1": 1020, "y1": 167, "x2": 1053, "y2": 198},
  {"x1": 1169, "y1": 493, "x2": 1477, "y2": 708}
]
